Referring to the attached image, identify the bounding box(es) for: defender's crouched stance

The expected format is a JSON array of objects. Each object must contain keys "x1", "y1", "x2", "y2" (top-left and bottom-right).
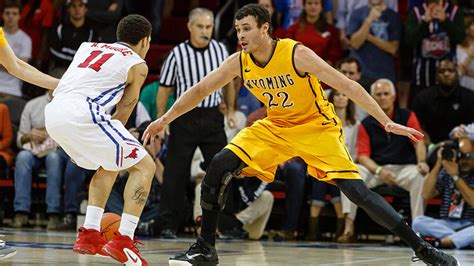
[{"x1": 145, "y1": 4, "x2": 459, "y2": 266}]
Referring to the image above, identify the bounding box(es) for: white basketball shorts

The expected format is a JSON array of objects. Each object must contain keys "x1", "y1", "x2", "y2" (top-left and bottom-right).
[{"x1": 45, "y1": 96, "x2": 147, "y2": 171}]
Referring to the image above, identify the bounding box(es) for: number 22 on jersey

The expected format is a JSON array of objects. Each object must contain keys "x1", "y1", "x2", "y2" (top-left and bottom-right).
[
  {"x1": 78, "y1": 50, "x2": 114, "y2": 72},
  {"x1": 262, "y1": 91, "x2": 294, "y2": 108}
]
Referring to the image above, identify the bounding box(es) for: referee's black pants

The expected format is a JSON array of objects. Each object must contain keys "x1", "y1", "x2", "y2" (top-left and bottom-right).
[{"x1": 159, "y1": 107, "x2": 227, "y2": 233}]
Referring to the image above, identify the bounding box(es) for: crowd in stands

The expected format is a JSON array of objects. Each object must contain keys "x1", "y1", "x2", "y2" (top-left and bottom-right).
[{"x1": 0, "y1": 0, "x2": 473, "y2": 249}]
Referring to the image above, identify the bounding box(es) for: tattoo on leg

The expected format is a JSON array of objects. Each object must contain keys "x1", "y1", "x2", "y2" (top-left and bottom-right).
[{"x1": 132, "y1": 186, "x2": 148, "y2": 206}]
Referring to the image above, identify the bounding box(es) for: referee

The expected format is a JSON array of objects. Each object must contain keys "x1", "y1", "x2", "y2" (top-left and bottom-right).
[{"x1": 157, "y1": 7, "x2": 236, "y2": 239}]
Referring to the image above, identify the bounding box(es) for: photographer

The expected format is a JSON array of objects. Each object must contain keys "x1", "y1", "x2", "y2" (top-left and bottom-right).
[{"x1": 412, "y1": 142, "x2": 474, "y2": 249}]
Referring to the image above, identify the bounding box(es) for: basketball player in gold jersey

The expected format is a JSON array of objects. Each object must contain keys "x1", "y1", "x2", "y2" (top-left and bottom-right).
[
  {"x1": 0, "y1": 27, "x2": 58, "y2": 260},
  {"x1": 144, "y1": 4, "x2": 458, "y2": 266},
  {"x1": 0, "y1": 27, "x2": 58, "y2": 90}
]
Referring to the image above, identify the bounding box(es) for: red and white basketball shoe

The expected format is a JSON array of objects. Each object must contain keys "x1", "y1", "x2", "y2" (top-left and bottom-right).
[
  {"x1": 73, "y1": 227, "x2": 108, "y2": 256},
  {"x1": 102, "y1": 232, "x2": 148, "y2": 266}
]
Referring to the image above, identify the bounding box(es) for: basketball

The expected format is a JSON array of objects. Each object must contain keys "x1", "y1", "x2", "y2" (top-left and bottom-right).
[{"x1": 100, "y1": 213, "x2": 121, "y2": 241}]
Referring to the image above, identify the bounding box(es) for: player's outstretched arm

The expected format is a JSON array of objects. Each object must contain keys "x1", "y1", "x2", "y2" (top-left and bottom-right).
[
  {"x1": 112, "y1": 63, "x2": 148, "y2": 125},
  {"x1": 0, "y1": 42, "x2": 59, "y2": 90},
  {"x1": 293, "y1": 44, "x2": 423, "y2": 142},
  {"x1": 142, "y1": 52, "x2": 241, "y2": 145}
]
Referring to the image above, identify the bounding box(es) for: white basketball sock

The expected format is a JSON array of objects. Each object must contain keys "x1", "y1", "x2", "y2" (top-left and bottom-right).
[
  {"x1": 83, "y1": 205, "x2": 104, "y2": 231},
  {"x1": 118, "y1": 213, "x2": 139, "y2": 239}
]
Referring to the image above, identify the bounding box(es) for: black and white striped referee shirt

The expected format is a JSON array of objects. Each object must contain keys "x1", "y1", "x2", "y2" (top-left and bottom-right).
[{"x1": 159, "y1": 39, "x2": 229, "y2": 108}]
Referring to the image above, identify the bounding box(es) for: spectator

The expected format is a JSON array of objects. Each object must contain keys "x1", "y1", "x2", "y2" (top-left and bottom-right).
[
  {"x1": 0, "y1": 104, "x2": 13, "y2": 174},
  {"x1": 273, "y1": 158, "x2": 307, "y2": 241},
  {"x1": 336, "y1": 0, "x2": 398, "y2": 49},
  {"x1": 413, "y1": 59, "x2": 474, "y2": 145},
  {"x1": 413, "y1": 143, "x2": 474, "y2": 249},
  {"x1": 86, "y1": 0, "x2": 123, "y2": 42},
  {"x1": 329, "y1": 90, "x2": 360, "y2": 159},
  {"x1": 347, "y1": 0, "x2": 401, "y2": 82},
  {"x1": 194, "y1": 176, "x2": 273, "y2": 240},
  {"x1": 285, "y1": 0, "x2": 334, "y2": 28},
  {"x1": 20, "y1": 0, "x2": 56, "y2": 68},
  {"x1": 286, "y1": 0, "x2": 342, "y2": 66},
  {"x1": 405, "y1": 0, "x2": 465, "y2": 100},
  {"x1": 157, "y1": 8, "x2": 236, "y2": 239},
  {"x1": 340, "y1": 79, "x2": 428, "y2": 242},
  {"x1": 123, "y1": 0, "x2": 163, "y2": 42},
  {"x1": 306, "y1": 89, "x2": 359, "y2": 241},
  {"x1": 258, "y1": 0, "x2": 285, "y2": 37},
  {"x1": 0, "y1": 1, "x2": 32, "y2": 97},
  {"x1": 336, "y1": 57, "x2": 371, "y2": 121},
  {"x1": 48, "y1": 0, "x2": 98, "y2": 73},
  {"x1": 12, "y1": 90, "x2": 87, "y2": 230},
  {"x1": 139, "y1": 80, "x2": 175, "y2": 121},
  {"x1": 306, "y1": 174, "x2": 343, "y2": 241},
  {"x1": 457, "y1": 20, "x2": 474, "y2": 91}
]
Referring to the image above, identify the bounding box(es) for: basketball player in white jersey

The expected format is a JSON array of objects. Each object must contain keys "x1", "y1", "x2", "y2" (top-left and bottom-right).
[{"x1": 45, "y1": 15, "x2": 155, "y2": 265}]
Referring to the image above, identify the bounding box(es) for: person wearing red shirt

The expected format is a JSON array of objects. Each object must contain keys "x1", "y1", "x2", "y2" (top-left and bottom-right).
[
  {"x1": 285, "y1": 0, "x2": 342, "y2": 66},
  {"x1": 20, "y1": 0, "x2": 56, "y2": 67},
  {"x1": 340, "y1": 78, "x2": 429, "y2": 242}
]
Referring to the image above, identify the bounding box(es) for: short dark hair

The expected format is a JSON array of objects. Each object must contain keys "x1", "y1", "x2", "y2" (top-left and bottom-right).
[
  {"x1": 336, "y1": 57, "x2": 362, "y2": 73},
  {"x1": 117, "y1": 14, "x2": 152, "y2": 45},
  {"x1": 3, "y1": 0, "x2": 21, "y2": 11},
  {"x1": 234, "y1": 3, "x2": 272, "y2": 34}
]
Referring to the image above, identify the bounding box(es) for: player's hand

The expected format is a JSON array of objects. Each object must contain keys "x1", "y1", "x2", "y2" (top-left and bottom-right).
[
  {"x1": 385, "y1": 122, "x2": 424, "y2": 142},
  {"x1": 142, "y1": 118, "x2": 168, "y2": 146},
  {"x1": 227, "y1": 110, "x2": 237, "y2": 129}
]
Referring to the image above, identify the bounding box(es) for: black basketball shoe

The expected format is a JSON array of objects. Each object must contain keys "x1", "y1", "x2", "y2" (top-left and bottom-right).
[
  {"x1": 169, "y1": 237, "x2": 218, "y2": 266},
  {"x1": 412, "y1": 241, "x2": 459, "y2": 266}
]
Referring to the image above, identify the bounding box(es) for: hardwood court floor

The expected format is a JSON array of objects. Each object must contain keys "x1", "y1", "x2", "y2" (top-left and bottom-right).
[{"x1": 1, "y1": 228, "x2": 473, "y2": 265}]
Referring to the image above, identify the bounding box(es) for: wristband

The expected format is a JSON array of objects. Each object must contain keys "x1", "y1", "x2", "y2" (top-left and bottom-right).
[{"x1": 375, "y1": 166, "x2": 383, "y2": 175}]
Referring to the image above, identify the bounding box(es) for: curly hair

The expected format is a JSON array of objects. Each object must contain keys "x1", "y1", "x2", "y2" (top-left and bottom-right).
[{"x1": 117, "y1": 14, "x2": 152, "y2": 45}]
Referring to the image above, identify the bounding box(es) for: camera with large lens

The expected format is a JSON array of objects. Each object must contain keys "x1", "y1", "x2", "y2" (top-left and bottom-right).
[{"x1": 441, "y1": 141, "x2": 461, "y2": 161}]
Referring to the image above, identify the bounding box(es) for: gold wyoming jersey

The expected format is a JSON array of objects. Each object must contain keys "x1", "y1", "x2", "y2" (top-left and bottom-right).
[
  {"x1": 240, "y1": 38, "x2": 335, "y2": 127},
  {"x1": 0, "y1": 27, "x2": 7, "y2": 47}
]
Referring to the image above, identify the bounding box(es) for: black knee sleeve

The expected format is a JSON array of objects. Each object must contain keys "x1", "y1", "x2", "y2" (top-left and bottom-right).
[{"x1": 201, "y1": 149, "x2": 245, "y2": 211}]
